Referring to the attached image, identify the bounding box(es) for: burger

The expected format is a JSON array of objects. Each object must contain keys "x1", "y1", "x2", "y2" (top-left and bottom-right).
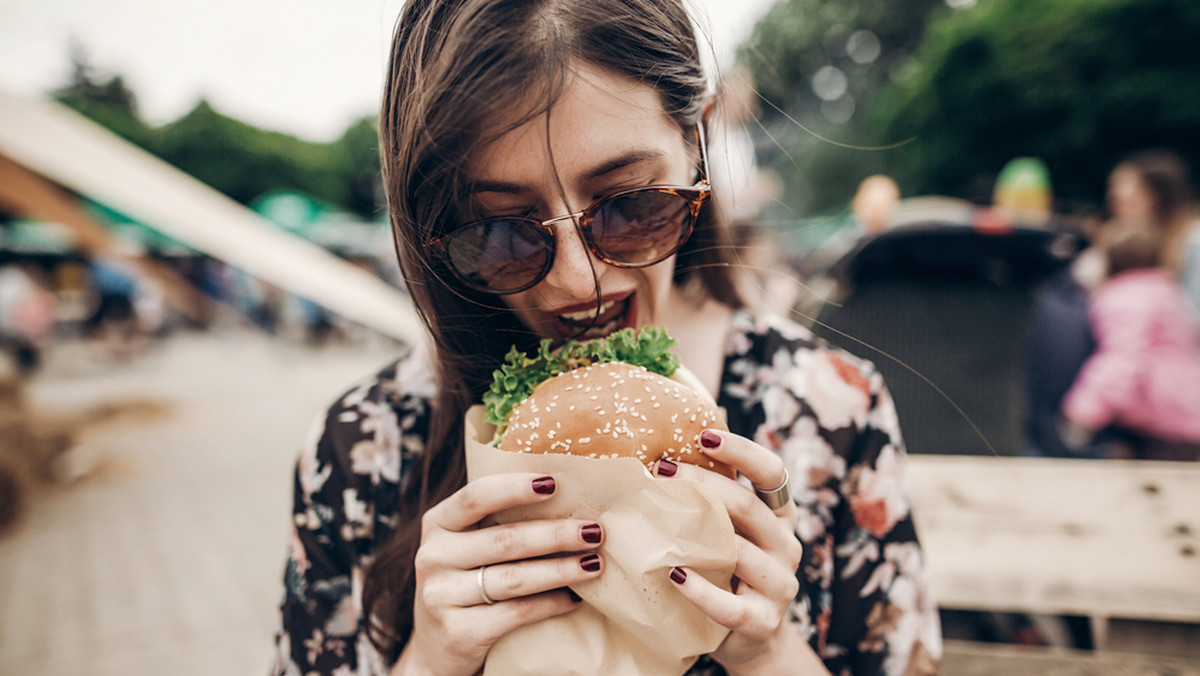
[{"x1": 483, "y1": 328, "x2": 734, "y2": 478}]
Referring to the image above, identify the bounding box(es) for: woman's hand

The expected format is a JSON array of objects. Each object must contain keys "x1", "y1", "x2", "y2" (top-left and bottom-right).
[
  {"x1": 392, "y1": 473, "x2": 604, "y2": 676},
  {"x1": 655, "y1": 431, "x2": 828, "y2": 675}
]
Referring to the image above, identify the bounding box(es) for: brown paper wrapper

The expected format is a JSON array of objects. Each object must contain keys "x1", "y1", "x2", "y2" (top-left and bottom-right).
[{"x1": 464, "y1": 405, "x2": 736, "y2": 676}]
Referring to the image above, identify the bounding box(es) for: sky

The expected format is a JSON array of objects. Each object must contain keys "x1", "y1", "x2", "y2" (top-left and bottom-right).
[{"x1": 0, "y1": 0, "x2": 779, "y2": 143}]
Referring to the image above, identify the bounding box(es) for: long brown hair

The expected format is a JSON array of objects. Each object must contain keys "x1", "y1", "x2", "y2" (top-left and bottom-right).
[
  {"x1": 366, "y1": 0, "x2": 743, "y2": 658},
  {"x1": 1110, "y1": 150, "x2": 1200, "y2": 273}
]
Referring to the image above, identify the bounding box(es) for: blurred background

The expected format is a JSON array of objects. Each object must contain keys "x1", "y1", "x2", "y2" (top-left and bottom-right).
[{"x1": 1, "y1": 0, "x2": 1199, "y2": 674}]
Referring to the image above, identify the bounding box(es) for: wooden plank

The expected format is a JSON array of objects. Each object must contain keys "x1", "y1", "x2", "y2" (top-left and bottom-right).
[
  {"x1": 942, "y1": 639, "x2": 1200, "y2": 676},
  {"x1": 906, "y1": 456, "x2": 1200, "y2": 621}
]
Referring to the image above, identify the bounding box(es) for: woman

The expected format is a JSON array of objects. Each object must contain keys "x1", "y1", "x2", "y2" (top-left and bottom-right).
[
  {"x1": 272, "y1": 1, "x2": 941, "y2": 674},
  {"x1": 1107, "y1": 150, "x2": 1200, "y2": 316}
]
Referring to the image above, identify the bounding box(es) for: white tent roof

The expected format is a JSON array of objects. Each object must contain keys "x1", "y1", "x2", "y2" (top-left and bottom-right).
[{"x1": 0, "y1": 89, "x2": 423, "y2": 345}]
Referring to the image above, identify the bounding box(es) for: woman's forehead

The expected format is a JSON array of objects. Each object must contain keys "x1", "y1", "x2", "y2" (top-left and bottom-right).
[{"x1": 467, "y1": 63, "x2": 685, "y2": 188}]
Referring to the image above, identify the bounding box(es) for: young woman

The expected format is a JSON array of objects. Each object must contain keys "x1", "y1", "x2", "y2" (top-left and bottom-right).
[{"x1": 271, "y1": 1, "x2": 941, "y2": 674}]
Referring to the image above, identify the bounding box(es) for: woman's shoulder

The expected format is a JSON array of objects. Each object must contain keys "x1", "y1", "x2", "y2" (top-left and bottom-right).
[
  {"x1": 725, "y1": 310, "x2": 883, "y2": 383},
  {"x1": 722, "y1": 310, "x2": 890, "y2": 435},
  {"x1": 295, "y1": 345, "x2": 437, "y2": 506}
]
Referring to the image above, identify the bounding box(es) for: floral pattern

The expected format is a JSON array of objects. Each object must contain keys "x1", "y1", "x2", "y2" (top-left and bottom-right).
[{"x1": 271, "y1": 312, "x2": 941, "y2": 675}]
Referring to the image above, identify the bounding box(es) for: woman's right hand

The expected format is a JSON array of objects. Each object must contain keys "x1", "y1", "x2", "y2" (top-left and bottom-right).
[{"x1": 392, "y1": 473, "x2": 604, "y2": 676}]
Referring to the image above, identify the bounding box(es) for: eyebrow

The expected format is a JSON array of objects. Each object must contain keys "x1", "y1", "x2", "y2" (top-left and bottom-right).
[{"x1": 469, "y1": 149, "x2": 667, "y2": 195}]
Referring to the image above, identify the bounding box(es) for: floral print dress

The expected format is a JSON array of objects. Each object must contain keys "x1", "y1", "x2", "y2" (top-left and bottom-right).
[{"x1": 271, "y1": 311, "x2": 942, "y2": 675}]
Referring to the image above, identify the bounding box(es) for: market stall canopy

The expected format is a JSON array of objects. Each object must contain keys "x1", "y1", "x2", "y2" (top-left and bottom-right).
[{"x1": 0, "y1": 89, "x2": 422, "y2": 345}]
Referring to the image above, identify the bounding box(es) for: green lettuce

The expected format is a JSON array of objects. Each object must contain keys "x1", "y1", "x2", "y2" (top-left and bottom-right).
[{"x1": 483, "y1": 327, "x2": 680, "y2": 427}]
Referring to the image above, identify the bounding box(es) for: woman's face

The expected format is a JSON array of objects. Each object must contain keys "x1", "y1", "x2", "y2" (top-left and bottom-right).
[
  {"x1": 465, "y1": 63, "x2": 697, "y2": 343},
  {"x1": 1107, "y1": 167, "x2": 1155, "y2": 221}
]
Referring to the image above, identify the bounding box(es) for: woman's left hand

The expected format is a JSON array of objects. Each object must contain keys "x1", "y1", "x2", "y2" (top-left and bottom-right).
[{"x1": 654, "y1": 429, "x2": 827, "y2": 675}]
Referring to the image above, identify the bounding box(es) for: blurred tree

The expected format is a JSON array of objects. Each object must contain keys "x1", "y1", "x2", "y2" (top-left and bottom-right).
[
  {"x1": 53, "y1": 43, "x2": 157, "y2": 150},
  {"x1": 874, "y1": 0, "x2": 1200, "y2": 210},
  {"x1": 738, "y1": 0, "x2": 949, "y2": 218},
  {"x1": 331, "y1": 117, "x2": 386, "y2": 218},
  {"x1": 51, "y1": 50, "x2": 383, "y2": 219}
]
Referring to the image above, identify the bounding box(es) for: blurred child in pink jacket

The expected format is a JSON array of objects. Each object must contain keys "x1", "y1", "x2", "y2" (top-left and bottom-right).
[{"x1": 1063, "y1": 220, "x2": 1200, "y2": 461}]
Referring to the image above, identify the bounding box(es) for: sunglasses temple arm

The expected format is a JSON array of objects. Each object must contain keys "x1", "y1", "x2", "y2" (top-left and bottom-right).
[{"x1": 696, "y1": 124, "x2": 711, "y2": 188}]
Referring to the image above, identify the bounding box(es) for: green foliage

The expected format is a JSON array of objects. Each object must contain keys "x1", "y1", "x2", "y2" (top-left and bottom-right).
[
  {"x1": 738, "y1": 0, "x2": 947, "y2": 217},
  {"x1": 482, "y1": 327, "x2": 680, "y2": 427},
  {"x1": 51, "y1": 51, "x2": 384, "y2": 219},
  {"x1": 873, "y1": 0, "x2": 1200, "y2": 207}
]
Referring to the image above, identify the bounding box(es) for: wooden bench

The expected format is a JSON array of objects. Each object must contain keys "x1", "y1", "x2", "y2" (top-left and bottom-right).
[{"x1": 905, "y1": 455, "x2": 1200, "y2": 669}]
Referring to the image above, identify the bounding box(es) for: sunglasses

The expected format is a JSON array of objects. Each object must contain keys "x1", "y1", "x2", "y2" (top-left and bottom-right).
[{"x1": 429, "y1": 126, "x2": 711, "y2": 295}]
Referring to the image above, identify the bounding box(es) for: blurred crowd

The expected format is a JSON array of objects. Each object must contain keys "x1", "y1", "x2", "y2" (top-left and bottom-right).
[
  {"x1": 745, "y1": 147, "x2": 1200, "y2": 465},
  {"x1": 0, "y1": 251, "x2": 391, "y2": 378}
]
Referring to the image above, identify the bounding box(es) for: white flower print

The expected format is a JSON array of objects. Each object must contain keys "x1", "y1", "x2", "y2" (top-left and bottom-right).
[
  {"x1": 848, "y1": 444, "x2": 909, "y2": 538},
  {"x1": 342, "y1": 488, "x2": 373, "y2": 540},
  {"x1": 298, "y1": 416, "x2": 333, "y2": 496},
  {"x1": 349, "y1": 439, "x2": 400, "y2": 485},
  {"x1": 288, "y1": 524, "x2": 310, "y2": 576},
  {"x1": 394, "y1": 345, "x2": 437, "y2": 399},
  {"x1": 839, "y1": 535, "x2": 880, "y2": 580},
  {"x1": 866, "y1": 384, "x2": 904, "y2": 446},
  {"x1": 760, "y1": 387, "x2": 802, "y2": 443},
  {"x1": 796, "y1": 504, "x2": 827, "y2": 542},
  {"x1": 784, "y1": 416, "x2": 846, "y2": 491},
  {"x1": 804, "y1": 350, "x2": 871, "y2": 431}
]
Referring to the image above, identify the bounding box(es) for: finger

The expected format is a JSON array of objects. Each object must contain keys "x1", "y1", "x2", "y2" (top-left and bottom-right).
[
  {"x1": 698, "y1": 430, "x2": 789, "y2": 499},
  {"x1": 438, "y1": 519, "x2": 604, "y2": 569},
  {"x1": 730, "y1": 536, "x2": 801, "y2": 604},
  {"x1": 655, "y1": 458, "x2": 791, "y2": 552},
  {"x1": 451, "y1": 553, "x2": 604, "y2": 607},
  {"x1": 667, "y1": 566, "x2": 780, "y2": 641},
  {"x1": 425, "y1": 473, "x2": 558, "y2": 532},
  {"x1": 465, "y1": 588, "x2": 585, "y2": 646}
]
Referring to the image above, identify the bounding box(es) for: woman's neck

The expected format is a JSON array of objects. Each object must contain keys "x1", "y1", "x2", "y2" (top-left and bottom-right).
[{"x1": 659, "y1": 288, "x2": 734, "y2": 397}]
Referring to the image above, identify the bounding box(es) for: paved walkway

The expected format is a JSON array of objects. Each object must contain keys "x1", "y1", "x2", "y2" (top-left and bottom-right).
[{"x1": 0, "y1": 331, "x2": 404, "y2": 676}]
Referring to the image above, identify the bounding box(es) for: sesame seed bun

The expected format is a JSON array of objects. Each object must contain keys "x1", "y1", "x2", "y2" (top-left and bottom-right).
[{"x1": 497, "y1": 361, "x2": 735, "y2": 478}]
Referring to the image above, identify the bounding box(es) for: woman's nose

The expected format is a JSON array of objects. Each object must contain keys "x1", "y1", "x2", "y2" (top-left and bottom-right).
[{"x1": 540, "y1": 220, "x2": 603, "y2": 297}]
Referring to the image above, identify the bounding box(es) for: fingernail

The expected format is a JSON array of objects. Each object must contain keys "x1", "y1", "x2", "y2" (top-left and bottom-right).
[
  {"x1": 700, "y1": 430, "x2": 722, "y2": 449},
  {"x1": 656, "y1": 459, "x2": 678, "y2": 477},
  {"x1": 581, "y1": 523, "x2": 602, "y2": 544},
  {"x1": 567, "y1": 588, "x2": 582, "y2": 603},
  {"x1": 532, "y1": 476, "x2": 556, "y2": 494},
  {"x1": 580, "y1": 554, "x2": 601, "y2": 572},
  {"x1": 670, "y1": 567, "x2": 687, "y2": 584}
]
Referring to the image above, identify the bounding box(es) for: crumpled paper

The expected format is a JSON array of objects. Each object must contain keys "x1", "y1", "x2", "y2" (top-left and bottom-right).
[{"x1": 464, "y1": 405, "x2": 736, "y2": 676}]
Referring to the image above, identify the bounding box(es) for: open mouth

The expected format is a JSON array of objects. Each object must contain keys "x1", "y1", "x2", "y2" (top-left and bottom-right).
[{"x1": 552, "y1": 294, "x2": 636, "y2": 340}]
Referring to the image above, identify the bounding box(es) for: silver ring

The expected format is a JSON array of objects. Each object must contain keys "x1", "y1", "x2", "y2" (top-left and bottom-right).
[
  {"x1": 754, "y1": 469, "x2": 792, "y2": 510},
  {"x1": 477, "y1": 565, "x2": 496, "y2": 605}
]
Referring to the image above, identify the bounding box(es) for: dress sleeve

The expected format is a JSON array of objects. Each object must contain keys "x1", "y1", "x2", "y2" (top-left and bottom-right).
[
  {"x1": 270, "y1": 359, "x2": 424, "y2": 676},
  {"x1": 719, "y1": 315, "x2": 941, "y2": 676}
]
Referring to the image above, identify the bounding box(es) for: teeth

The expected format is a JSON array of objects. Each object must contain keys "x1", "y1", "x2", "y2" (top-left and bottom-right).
[{"x1": 558, "y1": 299, "x2": 617, "y2": 323}]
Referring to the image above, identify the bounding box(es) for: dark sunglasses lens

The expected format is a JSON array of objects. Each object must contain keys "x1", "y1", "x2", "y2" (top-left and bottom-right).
[
  {"x1": 443, "y1": 219, "x2": 550, "y2": 293},
  {"x1": 591, "y1": 191, "x2": 693, "y2": 264}
]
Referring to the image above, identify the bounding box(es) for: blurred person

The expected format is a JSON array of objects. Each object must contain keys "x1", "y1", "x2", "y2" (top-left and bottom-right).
[
  {"x1": 792, "y1": 175, "x2": 901, "y2": 321},
  {"x1": 0, "y1": 263, "x2": 57, "y2": 376},
  {"x1": 851, "y1": 174, "x2": 901, "y2": 237},
  {"x1": 992, "y1": 157, "x2": 1054, "y2": 227},
  {"x1": 1062, "y1": 220, "x2": 1200, "y2": 461},
  {"x1": 83, "y1": 256, "x2": 143, "y2": 360},
  {"x1": 1107, "y1": 150, "x2": 1200, "y2": 317},
  {"x1": 270, "y1": 1, "x2": 941, "y2": 674}
]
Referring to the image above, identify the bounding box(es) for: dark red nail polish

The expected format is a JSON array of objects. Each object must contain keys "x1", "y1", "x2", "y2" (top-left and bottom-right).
[
  {"x1": 567, "y1": 588, "x2": 582, "y2": 603},
  {"x1": 581, "y1": 523, "x2": 602, "y2": 543},
  {"x1": 656, "y1": 459, "x2": 678, "y2": 477},
  {"x1": 700, "y1": 430, "x2": 722, "y2": 449},
  {"x1": 580, "y1": 554, "x2": 601, "y2": 572},
  {"x1": 532, "y1": 476, "x2": 556, "y2": 494},
  {"x1": 670, "y1": 567, "x2": 687, "y2": 584}
]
